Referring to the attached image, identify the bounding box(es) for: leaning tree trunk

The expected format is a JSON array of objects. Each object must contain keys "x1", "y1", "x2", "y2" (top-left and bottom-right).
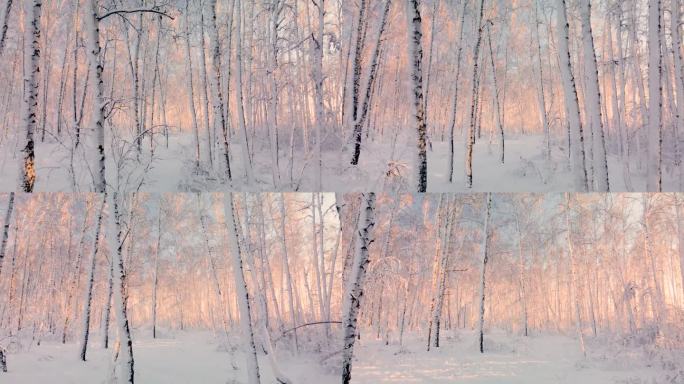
[
  {"x1": 223, "y1": 193, "x2": 261, "y2": 384},
  {"x1": 350, "y1": 0, "x2": 392, "y2": 166},
  {"x1": 80, "y1": 195, "x2": 106, "y2": 361},
  {"x1": 341, "y1": 192, "x2": 376, "y2": 384},
  {"x1": 557, "y1": 0, "x2": 588, "y2": 192},
  {"x1": 647, "y1": 0, "x2": 663, "y2": 191},
  {"x1": 349, "y1": 0, "x2": 367, "y2": 166},
  {"x1": 478, "y1": 193, "x2": 492, "y2": 353},
  {"x1": 0, "y1": 192, "x2": 15, "y2": 276},
  {"x1": 20, "y1": 0, "x2": 42, "y2": 192},
  {"x1": 407, "y1": 0, "x2": 428, "y2": 192}
]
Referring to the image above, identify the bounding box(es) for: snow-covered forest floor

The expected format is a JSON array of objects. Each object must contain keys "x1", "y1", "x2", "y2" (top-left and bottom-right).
[
  {"x1": 3, "y1": 329, "x2": 678, "y2": 383},
  {"x1": 2, "y1": 132, "x2": 677, "y2": 192}
]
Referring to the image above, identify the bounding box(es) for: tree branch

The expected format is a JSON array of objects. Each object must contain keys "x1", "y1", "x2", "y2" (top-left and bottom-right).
[{"x1": 98, "y1": 8, "x2": 174, "y2": 21}]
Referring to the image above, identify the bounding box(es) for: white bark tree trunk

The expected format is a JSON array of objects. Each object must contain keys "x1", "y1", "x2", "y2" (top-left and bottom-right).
[
  {"x1": 0, "y1": 0, "x2": 13, "y2": 56},
  {"x1": 235, "y1": 0, "x2": 255, "y2": 186},
  {"x1": 85, "y1": 0, "x2": 106, "y2": 193},
  {"x1": 312, "y1": 0, "x2": 325, "y2": 190},
  {"x1": 647, "y1": 0, "x2": 663, "y2": 191},
  {"x1": 184, "y1": 0, "x2": 202, "y2": 169},
  {"x1": 557, "y1": 0, "x2": 588, "y2": 191},
  {"x1": 80, "y1": 195, "x2": 106, "y2": 361},
  {"x1": 223, "y1": 192, "x2": 260, "y2": 384},
  {"x1": 209, "y1": 0, "x2": 233, "y2": 181},
  {"x1": 466, "y1": 0, "x2": 485, "y2": 189},
  {"x1": 20, "y1": 0, "x2": 42, "y2": 192},
  {"x1": 0, "y1": 192, "x2": 15, "y2": 276},
  {"x1": 341, "y1": 192, "x2": 375, "y2": 384},
  {"x1": 407, "y1": 0, "x2": 428, "y2": 192},
  {"x1": 580, "y1": 0, "x2": 609, "y2": 191},
  {"x1": 448, "y1": 0, "x2": 467, "y2": 182},
  {"x1": 478, "y1": 192, "x2": 491, "y2": 353},
  {"x1": 106, "y1": 192, "x2": 135, "y2": 383}
]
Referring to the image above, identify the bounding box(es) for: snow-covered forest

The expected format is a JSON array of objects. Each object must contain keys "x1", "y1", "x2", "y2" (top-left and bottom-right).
[
  {"x1": 1, "y1": 192, "x2": 684, "y2": 382},
  {"x1": 1, "y1": 0, "x2": 684, "y2": 192}
]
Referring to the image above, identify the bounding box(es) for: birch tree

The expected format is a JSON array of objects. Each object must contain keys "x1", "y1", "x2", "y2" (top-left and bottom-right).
[
  {"x1": 223, "y1": 192, "x2": 260, "y2": 384},
  {"x1": 448, "y1": 0, "x2": 468, "y2": 182},
  {"x1": 80, "y1": 195, "x2": 105, "y2": 361},
  {"x1": 647, "y1": 0, "x2": 663, "y2": 191},
  {"x1": 580, "y1": 0, "x2": 609, "y2": 191},
  {"x1": 184, "y1": 0, "x2": 202, "y2": 169},
  {"x1": 0, "y1": 0, "x2": 13, "y2": 56},
  {"x1": 341, "y1": 192, "x2": 376, "y2": 384},
  {"x1": 20, "y1": 0, "x2": 43, "y2": 192},
  {"x1": 557, "y1": 0, "x2": 588, "y2": 191},
  {"x1": 0, "y1": 193, "x2": 15, "y2": 276},
  {"x1": 478, "y1": 192, "x2": 491, "y2": 353},
  {"x1": 407, "y1": 0, "x2": 428, "y2": 192},
  {"x1": 105, "y1": 192, "x2": 135, "y2": 383},
  {"x1": 466, "y1": 0, "x2": 485, "y2": 189}
]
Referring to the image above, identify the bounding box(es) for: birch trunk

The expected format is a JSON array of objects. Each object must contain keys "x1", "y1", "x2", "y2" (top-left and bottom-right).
[
  {"x1": 0, "y1": 192, "x2": 15, "y2": 276},
  {"x1": 565, "y1": 194, "x2": 586, "y2": 357},
  {"x1": 580, "y1": 0, "x2": 609, "y2": 191},
  {"x1": 533, "y1": 0, "x2": 550, "y2": 160},
  {"x1": 478, "y1": 192, "x2": 491, "y2": 353},
  {"x1": 448, "y1": 0, "x2": 467, "y2": 182},
  {"x1": 85, "y1": 0, "x2": 106, "y2": 193},
  {"x1": 466, "y1": 0, "x2": 485, "y2": 189},
  {"x1": 673, "y1": 0, "x2": 684, "y2": 189},
  {"x1": 152, "y1": 202, "x2": 162, "y2": 339},
  {"x1": 407, "y1": 0, "x2": 428, "y2": 192},
  {"x1": 106, "y1": 192, "x2": 135, "y2": 383},
  {"x1": 341, "y1": 192, "x2": 375, "y2": 384},
  {"x1": 184, "y1": 0, "x2": 202, "y2": 169},
  {"x1": 557, "y1": 0, "x2": 588, "y2": 191},
  {"x1": 647, "y1": 0, "x2": 663, "y2": 191},
  {"x1": 0, "y1": 0, "x2": 13, "y2": 56},
  {"x1": 223, "y1": 192, "x2": 260, "y2": 384},
  {"x1": 350, "y1": 0, "x2": 392, "y2": 165},
  {"x1": 209, "y1": 0, "x2": 232, "y2": 180},
  {"x1": 20, "y1": 0, "x2": 42, "y2": 192},
  {"x1": 312, "y1": 0, "x2": 325, "y2": 190},
  {"x1": 235, "y1": 0, "x2": 254, "y2": 185},
  {"x1": 80, "y1": 195, "x2": 105, "y2": 361},
  {"x1": 198, "y1": 2, "x2": 213, "y2": 168}
]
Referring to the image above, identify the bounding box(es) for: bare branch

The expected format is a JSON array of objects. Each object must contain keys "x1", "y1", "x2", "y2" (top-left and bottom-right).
[{"x1": 98, "y1": 8, "x2": 174, "y2": 21}]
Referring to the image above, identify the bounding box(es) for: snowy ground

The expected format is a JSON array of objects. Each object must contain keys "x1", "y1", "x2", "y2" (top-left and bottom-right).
[
  {"x1": 0, "y1": 132, "x2": 677, "y2": 192},
  {"x1": 3, "y1": 329, "x2": 674, "y2": 383}
]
